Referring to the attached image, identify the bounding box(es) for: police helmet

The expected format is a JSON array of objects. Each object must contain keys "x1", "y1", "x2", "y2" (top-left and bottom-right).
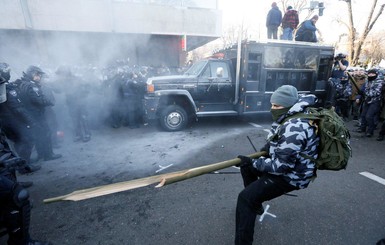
[{"x1": 25, "y1": 65, "x2": 45, "y2": 78}]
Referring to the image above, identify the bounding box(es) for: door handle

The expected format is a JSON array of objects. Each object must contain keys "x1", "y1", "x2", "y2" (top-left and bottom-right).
[{"x1": 183, "y1": 84, "x2": 196, "y2": 88}]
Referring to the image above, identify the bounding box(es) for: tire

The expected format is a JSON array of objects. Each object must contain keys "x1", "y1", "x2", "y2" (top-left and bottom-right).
[{"x1": 159, "y1": 105, "x2": 188, "y2": 131}]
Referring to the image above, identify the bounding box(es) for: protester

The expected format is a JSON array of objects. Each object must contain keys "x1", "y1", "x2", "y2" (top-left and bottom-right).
[
  {"x1": 234, "y1": 85, "x2": 319, "y2": 245},
  {"x1": 280, "y1": 6, "x2": 299, "y2": 40},
  {"x1": 295, "y1": 15, "x2": 319, "y2": 42},
  {"x1": 266, "y1": 2, "x2": 282, "y2": 39},
  {"x1": 350, "y1": 69, "x2": 366, "y2": 120},
  {"x1": 333, "y1": 74, "x2": 352, "y2": 121},
  {"x1": 376, "y1": 78, "x2": 385, "y2": 141},
  {"x1": 355, "y1": 69, "x2": 383, "y2": 137}
]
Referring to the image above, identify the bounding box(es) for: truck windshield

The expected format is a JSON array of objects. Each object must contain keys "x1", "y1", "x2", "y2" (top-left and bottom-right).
[
  {"x1": 265, "y1": 47, "x2": 318, "y2": 70},
  {"x1": 184, "y1": 60, "x2": 207, "y2": 75}
]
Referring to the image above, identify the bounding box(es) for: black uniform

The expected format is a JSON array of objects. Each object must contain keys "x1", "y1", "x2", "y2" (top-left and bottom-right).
[
  {"x1": 105, "y1": 74, "x2": 125, "y2": 128},
  {"x1": 121, "y1": 76, "x2": 144, "y2": 128},
  {"x1": 0, "y1": 82, "x2": 35, "y2": 164},
  {"x1": 0, "y1": 130, "x2": 51, "y2": 245},
  {"x1": 18, "y1": 77, "x2": 58, "y2": 161},
  {"x1": 64, "y1": 77, "x2": 91, "y2": 142}
]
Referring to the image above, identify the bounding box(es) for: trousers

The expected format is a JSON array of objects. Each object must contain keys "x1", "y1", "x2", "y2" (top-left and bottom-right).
[
  {"x1": 235, "y1": 167, "x2": 297, "y2": 245},
  {"x1": 360, "y1": 101, "x2": 381, "y2": 135}
]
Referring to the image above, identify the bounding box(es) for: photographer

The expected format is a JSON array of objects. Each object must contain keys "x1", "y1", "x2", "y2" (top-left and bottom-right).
[
  {"x1": 356, "y1": 69, "x2": 383, "y2": 137},
  {"x1": 332, "y1": 53, "x2": 349, "y2": 80},
  {"x1": 327, "y1": 53, "x2": 349, "y2": 110}
]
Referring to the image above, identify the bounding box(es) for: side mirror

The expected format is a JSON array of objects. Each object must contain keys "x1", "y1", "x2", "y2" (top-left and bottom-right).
[{"x1": 216, "y1": 67, "x2": 224, "y2": 78}]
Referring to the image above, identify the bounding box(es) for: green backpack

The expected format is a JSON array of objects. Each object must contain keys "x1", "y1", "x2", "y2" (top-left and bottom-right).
[{"x1": 283, "y1": 107, "x2": 352, "y2": 170}]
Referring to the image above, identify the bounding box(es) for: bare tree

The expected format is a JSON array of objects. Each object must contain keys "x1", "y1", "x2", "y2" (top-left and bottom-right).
[
  {"x1": 361, "y1": 32, "x2": 385, "y2": 67},
  {"x1": 220, "y1": 24, "x2": 249, "y2": 48},
  {"x1": 277, "y1": 0, "x2": 308, "y2": 15},
  {"x1": 339, "y1": 0, "x2": 385, "y2": 66}
]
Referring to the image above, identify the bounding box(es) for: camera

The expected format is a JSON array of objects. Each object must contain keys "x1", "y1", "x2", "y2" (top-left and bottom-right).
[{"x1": 335, "y1": 53, "x2": 346, "y2": 60}]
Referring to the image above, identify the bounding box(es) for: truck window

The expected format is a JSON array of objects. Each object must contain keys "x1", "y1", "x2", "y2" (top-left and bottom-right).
[
  {"x1": 318, "y1": 56, "x2": 333, "y2": 81},
  {"x1": 247, "y1": 53, "x2": 261, "y2": 80},
  {"x1": 294, "y1": 49, "x2": 318, "y2": 69},
  {"x1": 247, "y1": 53, "x2": 262, "y2": 91},
  {"x1": 202, "y1": 62, "x2": 229, "y2": 79},
  {"x1": 247, "y1": 63, "x2": 261, "y2": 80},
  {"x1": 264, "y1": 47, "x2": 318, "y2": 69},
  {"x1": 263, "y1": 46, "x2": 319, "y2": 92},
  {"x1": 184, "y1": 60, "x2": 207, "y2": 75}
]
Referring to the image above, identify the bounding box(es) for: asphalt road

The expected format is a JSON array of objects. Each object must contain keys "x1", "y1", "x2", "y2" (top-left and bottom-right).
[{"x1": 2, "y1": 115, "x2": 385, "y2": 245}]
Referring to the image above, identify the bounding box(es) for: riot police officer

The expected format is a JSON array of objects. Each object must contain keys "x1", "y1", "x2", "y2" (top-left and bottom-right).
[
  {"x1": 0, "y1": 63, "x2": 41, "y2": 173},
  {"x1": 0, "y1": 72, "x2": 52, "y2": 245},
  {"x1": 55, "y1": 66, "x2": 91, "y2": 142},
  {"x1": 121, "y1": 71, "x2": 144, "y2": 128},
  {"x1": 18, "y1": 66, "x2": 62, "y2": 161}
]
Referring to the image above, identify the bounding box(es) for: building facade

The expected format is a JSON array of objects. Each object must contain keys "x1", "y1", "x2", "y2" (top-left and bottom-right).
[{"x1": 0, "y1": 0, "x2": 221, "y2": 72}]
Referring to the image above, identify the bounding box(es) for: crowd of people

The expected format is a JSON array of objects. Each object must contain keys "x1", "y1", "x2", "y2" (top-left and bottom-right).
[
  {"x1": 0, "y1": 63, "x2": 54, "y2": 245},
  {"x1": 0, "y1": 60, "x2": 186, "y2": 244},
  {"x1": 325, "y1": 53, "x2": 385, "y2": 140},
  {"x1": 266, "y1": 2, "x2": 319, "y2": 42}
]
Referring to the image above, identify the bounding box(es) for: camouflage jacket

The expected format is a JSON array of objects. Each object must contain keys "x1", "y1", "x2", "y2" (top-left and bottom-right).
[
  {"x1": 356, "y1": 78, "x2": 383, "y2": 104},
  {"x1": 251, "y1": 94, "x2": 319, "y2": 189},
  {"x1": 333, "y1": 79, "x2": 352, "y2": 100}
]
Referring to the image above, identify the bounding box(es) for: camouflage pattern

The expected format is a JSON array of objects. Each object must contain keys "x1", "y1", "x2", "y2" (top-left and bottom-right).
[
  {"x1": 357, "y1": 78, "x2": 383, "y2": 104},
  {"x1": 333, "y1": 79, "x2": 352, "y2": 100},
  {"x1": 251, "y1": 94, "x2": 319, "y2": 189}
]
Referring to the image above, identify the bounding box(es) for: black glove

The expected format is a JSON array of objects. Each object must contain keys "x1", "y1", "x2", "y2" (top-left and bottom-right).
[
  {"x1": 260, "y1": 143, "x2": 269, "y2": 153},
  {"x1": 236, "y1": 155, "x2": 253, "y2": 168}
]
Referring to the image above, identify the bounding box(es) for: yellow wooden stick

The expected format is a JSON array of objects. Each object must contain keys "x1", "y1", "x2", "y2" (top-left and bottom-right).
[{"x1": 44, "y1": 152, "x2": 267, "y2": 203}]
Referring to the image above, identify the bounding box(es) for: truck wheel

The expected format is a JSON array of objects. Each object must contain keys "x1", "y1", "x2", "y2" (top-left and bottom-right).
[{"x1": 159, "y1": 105, "x2": 188, "y2": 131}]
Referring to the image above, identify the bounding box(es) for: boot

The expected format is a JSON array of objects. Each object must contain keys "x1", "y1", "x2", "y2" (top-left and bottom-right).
[
  {"x1": 18, "y1": 164, "x2": 41, "y2": 174},
  {"x1": 44, "y1": 153, "x2": 62, "y2": 161},
  {"x1": 377, "y1": 135, "x2": 384, "y2": 141}
]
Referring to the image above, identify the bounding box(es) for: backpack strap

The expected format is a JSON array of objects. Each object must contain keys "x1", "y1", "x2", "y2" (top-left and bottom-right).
[{"x1": 279, "y1": 112, "x2": 320, "y2": 162}]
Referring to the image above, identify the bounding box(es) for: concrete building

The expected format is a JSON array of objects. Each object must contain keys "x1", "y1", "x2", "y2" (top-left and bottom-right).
[{"x1": 0, "y1": 0, "x2": 222, "y2": 73}]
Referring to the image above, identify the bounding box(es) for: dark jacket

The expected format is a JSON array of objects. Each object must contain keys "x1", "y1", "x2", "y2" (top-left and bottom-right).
[
  {"x1": 0, "y1": 82, "x2": 34, "y2": 126},
  {"x1": 266, "y1": 6, "x2": 282, "y2": 27},
  {"x1": 18, "y1": 78, "x2": 53, "y2": 118},
  {"x1": 295, "y1": 20, "x2": 317, "y2": 42}
]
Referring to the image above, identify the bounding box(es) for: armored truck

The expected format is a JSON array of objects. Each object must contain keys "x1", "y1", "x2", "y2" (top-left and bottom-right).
[{"x1": 143, "y1": 40, "x2": 335, "y2": 131}]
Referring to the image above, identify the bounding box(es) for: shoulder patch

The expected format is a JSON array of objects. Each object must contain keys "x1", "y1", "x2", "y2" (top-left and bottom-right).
[
  {"x1": 9, "y1": 90, "x2": 17, "y2": 96},
  {"x1": 32, "y1": 87, "x2": 39, "y2": 93}
]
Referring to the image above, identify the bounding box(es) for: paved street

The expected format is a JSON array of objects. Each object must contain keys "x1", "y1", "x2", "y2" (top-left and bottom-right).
[{"x1": 3, "y1": 116, "x2": 385, "y2": 245}]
